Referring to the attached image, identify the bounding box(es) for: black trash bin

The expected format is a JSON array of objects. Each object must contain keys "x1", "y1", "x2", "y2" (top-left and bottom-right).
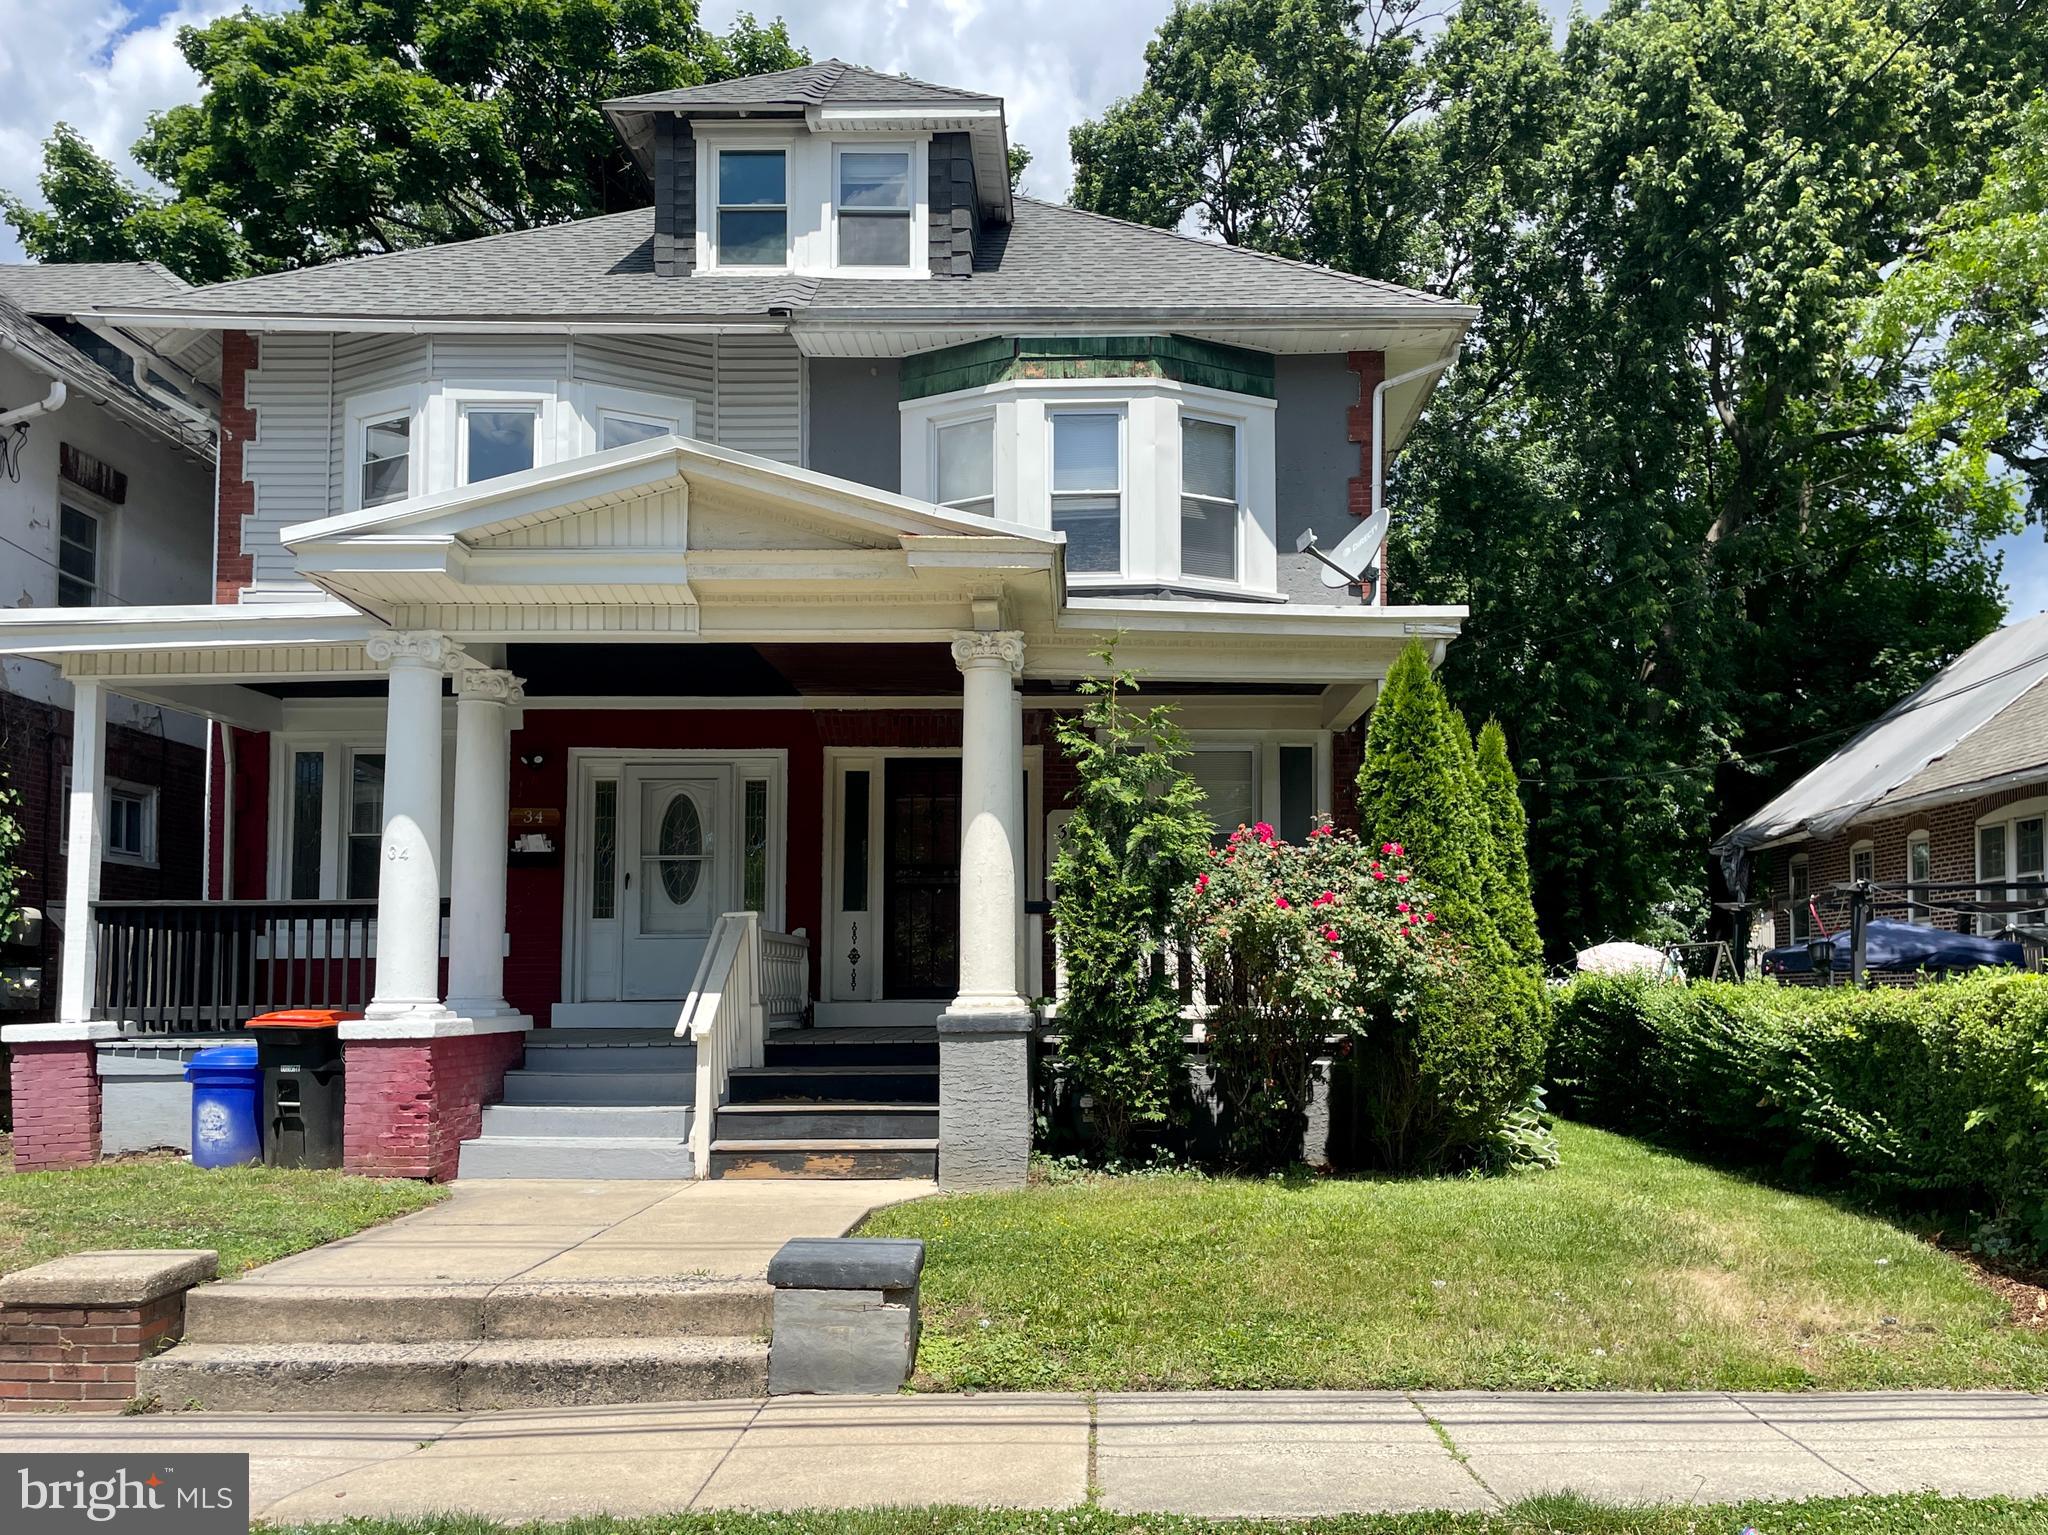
[{"x1": 245, "y1": 1010, "x2": 355, "y2": 1169}]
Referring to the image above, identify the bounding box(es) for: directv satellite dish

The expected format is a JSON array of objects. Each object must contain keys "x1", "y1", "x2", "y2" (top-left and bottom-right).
[{"x1": 1296, "y1": 509, "x2": 1388, "y2": 589}]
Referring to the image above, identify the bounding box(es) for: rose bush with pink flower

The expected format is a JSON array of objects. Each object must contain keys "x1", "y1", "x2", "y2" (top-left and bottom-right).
[{"x1": 1178, "y1": 817, "x2": 1451, "y2": 1169}]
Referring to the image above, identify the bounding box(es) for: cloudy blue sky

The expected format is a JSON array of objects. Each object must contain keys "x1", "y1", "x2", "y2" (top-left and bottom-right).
[{"x1": 2, "y1": 0, "x2": 2039, "y2": 616}]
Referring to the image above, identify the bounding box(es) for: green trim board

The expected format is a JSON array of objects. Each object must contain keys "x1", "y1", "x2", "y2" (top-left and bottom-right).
[{"x1": 900, "y1": 335, "x2": 1277, "y2": 401}]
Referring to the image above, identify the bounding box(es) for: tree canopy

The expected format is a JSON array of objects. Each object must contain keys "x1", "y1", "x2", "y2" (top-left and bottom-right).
[
  {"x1": 3, "y1": 0, "x2": 807, "y2": 281},
  {"x1": 1075, "y1": 0, "x2": 2048, "y2": 954}
]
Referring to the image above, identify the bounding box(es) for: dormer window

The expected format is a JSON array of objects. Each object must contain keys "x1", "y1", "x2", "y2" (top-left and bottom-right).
[
  {"x1": 836, "y1": 148, "x2": 912, "y2": 268},
  {"x1": 716, "y1": 149, "x2": 788, "y2": 267},
  {"x1": 1180, "y1": 417, "x2": 1241, "y2": 582},
  {"x1": 1050, "y1": 410, "x2": 1123, "y2": 573},
  {"x1": 934, "y1": 415, "x2": 995, "y2": 516}
]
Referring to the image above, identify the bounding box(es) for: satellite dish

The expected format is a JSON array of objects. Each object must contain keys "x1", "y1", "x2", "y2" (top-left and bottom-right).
[{"x1": 1296, "y1": 509, "x2": 1389, "y2": 589}]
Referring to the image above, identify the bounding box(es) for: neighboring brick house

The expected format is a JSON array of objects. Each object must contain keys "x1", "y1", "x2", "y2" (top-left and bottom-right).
[
  {"x1": 1715, "y1": 610, "x2": 2048, "y2": 958},
  {"x1": 0, "y1": 265, "x2": 218, "y2": 1147},
  {"x1": 0, "y1": 60, "x2": 1470, "y2": 1187}
]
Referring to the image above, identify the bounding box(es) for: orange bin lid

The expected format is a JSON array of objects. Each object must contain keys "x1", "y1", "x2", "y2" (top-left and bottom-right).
[{"x1": 244, "y1": 1009, "x2": 362, "y2": 1029}]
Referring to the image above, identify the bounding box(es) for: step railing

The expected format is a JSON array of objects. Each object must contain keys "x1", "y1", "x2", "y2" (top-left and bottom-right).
[{"x1": 676, "y1": 915, "x2": 808, "y2": 1174}]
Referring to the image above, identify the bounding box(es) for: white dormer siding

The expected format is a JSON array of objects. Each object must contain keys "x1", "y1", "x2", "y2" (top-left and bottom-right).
[{"x1": 233, "y1": 331, "x2": 801, "y2": 594}]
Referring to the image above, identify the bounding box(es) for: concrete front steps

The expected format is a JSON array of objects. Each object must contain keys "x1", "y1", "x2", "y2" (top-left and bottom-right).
[
  {"x1": 141, "y1": 1279, "x2": 771, "y2": 1412},
  {"x1": 707, "y1": 1030, "x2": 940, "y2": 1179},
  {"x1": 458, "y1": 1030, "x2": 697, "y2": 1179}
]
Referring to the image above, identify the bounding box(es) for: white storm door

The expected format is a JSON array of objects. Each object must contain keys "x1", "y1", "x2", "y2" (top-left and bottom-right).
[{"x1": 621, "y1": 767, "x2": 730, "y2": 999}]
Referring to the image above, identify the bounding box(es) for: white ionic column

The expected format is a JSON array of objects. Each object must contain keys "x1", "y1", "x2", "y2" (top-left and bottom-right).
[
  {"x1": 363, "y1": 632, "x2": 455, "y2": 1022},
  {"x1": 446, "y1": 668, "x2": 522, "y2": 1019},
  {"x1": 58, "y1": 679, "x2": 107, "y2": 1024},
  {"x1": 948, "y1": 631, "x2": 1027, "y2": 1014}
]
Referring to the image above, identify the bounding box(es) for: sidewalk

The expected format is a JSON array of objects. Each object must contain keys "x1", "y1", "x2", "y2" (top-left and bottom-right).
[{"x1": 4, "y1": 1391, "x2": 2045, "y2": 1521}]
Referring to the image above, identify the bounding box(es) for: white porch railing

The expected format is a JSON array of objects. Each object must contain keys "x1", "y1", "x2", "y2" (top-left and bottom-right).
[{"x1": 676, "y1": 915, "x2": 808, "y2": 1175}]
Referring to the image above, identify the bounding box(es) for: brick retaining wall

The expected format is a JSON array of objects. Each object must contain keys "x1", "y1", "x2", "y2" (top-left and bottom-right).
[
  {"x1": 342, "y1": 1031, "x2": 525, "y2": 1180},
  {"x1": 8, "y1": 1039, "x2": 100, "y2": 1171}
]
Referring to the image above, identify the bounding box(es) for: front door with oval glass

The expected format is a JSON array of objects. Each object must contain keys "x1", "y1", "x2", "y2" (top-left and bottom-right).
[{"x1": 621, "y1": 768, "x2": 726, "y2": 999}]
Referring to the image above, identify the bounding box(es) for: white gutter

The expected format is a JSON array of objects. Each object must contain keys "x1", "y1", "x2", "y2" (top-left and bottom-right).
[
  {"x1": 1371, "y1": 345, "x2": 1461, "y2": 526},
  {"x1": 87, "y1": 312, "x2": 793, "y2": 338},
  {"x1": 0, "y1": 377, "x2": 64, "y2": 429}
]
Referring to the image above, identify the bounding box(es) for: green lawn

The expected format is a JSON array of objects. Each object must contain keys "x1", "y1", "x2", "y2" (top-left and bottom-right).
[
  {"x1": 859, "y1": 1121, "x2": 2048, "y2": 1392},
  {"x1": 263, "y1": 1496, "x2": 2048, "y2": 1535},
  {"x1": 0, "y1": 1155, "x2": 445, "y2": 1278}
]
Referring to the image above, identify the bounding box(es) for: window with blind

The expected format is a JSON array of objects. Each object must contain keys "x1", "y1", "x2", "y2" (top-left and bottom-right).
[
  {"x1": 1050, "y1": 411, "x2": 1122, "y2": 573},
  {"x1": 1180, "y1": 418, "x2": 1240, "y2": 581}
]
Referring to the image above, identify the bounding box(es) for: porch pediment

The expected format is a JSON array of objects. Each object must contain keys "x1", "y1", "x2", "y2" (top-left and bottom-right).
[{"x1": 281, "y1": 436, "x2": 1059, "y2": 631}]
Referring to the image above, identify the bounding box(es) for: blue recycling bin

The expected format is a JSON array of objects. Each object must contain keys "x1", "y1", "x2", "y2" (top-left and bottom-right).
[{"x1": 185, "y1": 1042, "x2": 262, "y2": 1168}]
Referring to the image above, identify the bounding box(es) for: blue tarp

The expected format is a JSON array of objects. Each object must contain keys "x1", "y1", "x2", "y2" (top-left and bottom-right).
[{"x1": 1762, "y1": 918, "x2": 2024, "y2": 976}]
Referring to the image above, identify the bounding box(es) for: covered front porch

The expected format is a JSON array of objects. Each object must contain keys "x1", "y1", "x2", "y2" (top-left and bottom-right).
[{"x1": 0, "y1": 437, "x2": 1459, "y2": 1183}]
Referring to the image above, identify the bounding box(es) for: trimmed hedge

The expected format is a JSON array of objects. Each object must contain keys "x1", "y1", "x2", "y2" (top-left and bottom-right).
[{"x1": 1550, "y1": 972, "x2": 2048, "y2": 1255}]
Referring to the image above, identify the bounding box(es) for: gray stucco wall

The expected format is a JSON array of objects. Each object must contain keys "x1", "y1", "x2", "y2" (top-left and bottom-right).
[
  {"x1": 1274, "y1": 353, "x2": 1359, "y2": 554},
  {"x1": 97, "y1": 1037, "x2": 238, "y2": 1155},
  {"x1": 808, "y1": 358, "x2": 903, "y2": 493}
]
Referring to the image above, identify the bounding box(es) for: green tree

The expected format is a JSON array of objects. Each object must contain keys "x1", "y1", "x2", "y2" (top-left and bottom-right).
[
  {"x1": 1354, "y1": 641, "x2": 1497, "y2": 955},
  {"x1": 1051, "y1": 650, "x2": 1215, "y2": 1158},
  {"x1": 1475, "y1": 719, "x2": 1541, "y2": 965},
  {"x1": 0, "y1": 125, "x2": 245, "y2": 284},
  {"x1": 1075, "y1": 0, "x2": 2047, "y2": 954},
  {"x1": 4, "y1": 0, "x2": 807, "y2": 279}
]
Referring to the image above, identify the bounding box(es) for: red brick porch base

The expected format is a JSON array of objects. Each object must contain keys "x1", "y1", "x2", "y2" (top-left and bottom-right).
[
  {"x1": 342, "y1": 1030, "x2": 525, "y2": 1180},
  {"x1": 8, "y1": 1039, "x2": 101, "y2": 1171},
  {"x1": 0, "y1": 1250, "x2": 215, "y2": 1413}
]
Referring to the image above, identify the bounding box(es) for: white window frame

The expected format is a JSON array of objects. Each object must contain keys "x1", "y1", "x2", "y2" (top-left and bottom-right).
[
  {"x1": 1178, "y1": 411, "x2": 1246, "y2": 584},
  {"x1": 457, "y1": 400, "x2": 545, "y2": 488},
  {"x1": 1787, "y1": 853, "x2": 1813, "y2": 944},
  {"x1": 1906, "y1": 831, "x2": 1932, "y2": 924},
  {"x1": 1170, "y1": 731, "x2": 1334, "y2": 842},
  {"x1": 267, "y1": 732, "x2": 403, "y2": 902},
  {"x1": 569, "y1": 383, "x2": 696, "y2": 457},
  {"x1": 1975, "y1": 799, "x2": 2048, "y2": 935},
  {"x1": 707, "y1": 141, "x2": 792, "y2": 273},
  {"x1": 929, "y1": 409, "x2": 997, "y2": 518},
  {"x1": 62, "y1": 770, "x2": 156, "y2": 867},
  {"x1": 1849, "y1": 840, "x2": 1875, "y2": 887},
  {"x1": 56, "y1": 498, "x2": 105, "y2": 609},
  {"x1": 831, "y1": 141, "x2": 918, "y2": 273},
  {"x1": 1046, "y1": 404, "x2": 1128, "y2": 578},
  {"x1": 342, "y1": 384, "x2": 425, "y2": 513}
]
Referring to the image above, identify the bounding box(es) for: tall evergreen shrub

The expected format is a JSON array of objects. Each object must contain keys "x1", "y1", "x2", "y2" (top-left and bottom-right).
[
  {"x1": 1346, "y1": 641, "x2": 1550, "y2": 1168},
  {"x1": 1475, "y1": 719, "x2": 1543, "y2": 965},
  {"x1": 1051, "y1": 650, "x2": 1214, "y2": 1157}
]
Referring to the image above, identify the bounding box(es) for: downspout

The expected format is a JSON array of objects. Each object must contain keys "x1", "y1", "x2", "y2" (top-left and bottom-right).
[
  {"x1": 1369, "y1": 345, "x2": 1460, "y2": 603},
  {"x1": 0, "y1": 379, "x2": 66, "y2": 430}
]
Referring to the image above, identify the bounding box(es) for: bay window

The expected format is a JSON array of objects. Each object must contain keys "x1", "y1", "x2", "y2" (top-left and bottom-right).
[
  {"x1": 1050, "y1": 411, "x2": 1123, "y2": 573},
  {"x1": 717, "y1": 149, "x2": 788, "y2": 267},
  {"x1": 1180, "y1": 417, "x2": 1241, "y2": 581},
  {"x1": 360, "y1": 414, "x2": 411, "y2": 507},
  {"x1": 836, "y1": 148, "x2": 912, "y2": 267},
  {"x1": 461, "y1": 405, "x2": 538, "y2": 485}
]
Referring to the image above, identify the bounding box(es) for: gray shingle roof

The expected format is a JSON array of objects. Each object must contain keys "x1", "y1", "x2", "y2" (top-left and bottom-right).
[
  {"x1": 0, "y1": 291, "x2": 213, "y2": 456},
  {"x1": 606, "y1": 59, "x2": 997, "y2": 112},
  {"x1": 102, "y1": 199, "x2": 1466, "y2": 327},
  {"x1": 0, "y1": 261, "x2": 189, "y2": 315}
]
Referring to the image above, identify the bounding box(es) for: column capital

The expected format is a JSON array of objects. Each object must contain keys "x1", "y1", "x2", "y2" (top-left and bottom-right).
[
  {"x1": 454, "y1": 667, "x2": 525, "y2": 704},
  {"x1": 950, "y1": 630, "x2": 1025, "y2": 679},
  {"x1": 365, "y1": 630, "x2": 458, "y2": 671}
]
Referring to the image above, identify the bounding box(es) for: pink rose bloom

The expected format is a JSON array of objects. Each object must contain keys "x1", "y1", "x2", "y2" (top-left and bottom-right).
[
  {"x1": 1397, "y1": 901, "x2": 1410, "y2": 913},
  {"x1": 1423, "y1": 911, "x2": 1436, "y2": 924},
  {"x1": 1371, "y1": 869, "x2": 1386, "y2": 881},
  {"x1": 1312, "y1": 891, "x2": 1335, "y2": 908},
  {"x1": 1396, "y1": 872, "x2": 1410, "y2": 884},
  {"x1": 1274, "y1": 895, "x2": 1291, "y2": 910},
  {"x1": 1253, "y1": 821, "x2": 1276, "y2": 844},
  {"x1": 1322, "y1": 925, "x2": 1340, "y2": 942},
  {"x1": 1389, "y1": 842, "x2": 1405, "y2": 856},
  {"x1": 1380, "y1": 842, "x2": 1396, "y2": 855},
  {"x1": 1195, "y1": 874, "x2": 1209, "y2": 892}
]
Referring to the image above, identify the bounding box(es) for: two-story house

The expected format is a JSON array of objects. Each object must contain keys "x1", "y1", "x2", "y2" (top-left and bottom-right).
[
  {"x1": 0, "y1": 62, "x2": 1470, "y2": 1186},
  {"x1": 0, "y1": 262, "x2": 218, "y2": 1151}
]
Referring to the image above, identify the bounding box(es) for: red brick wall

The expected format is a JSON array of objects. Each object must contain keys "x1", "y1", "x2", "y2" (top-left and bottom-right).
[
  {"x1": 9, "y1": 1041, "x2": 100, "y2": 1170},
  {"x1": 1758, "y1": 780, "x2": 2048, "y2": 942},
  {"x1": 215, "y1": 330, "x2": 257, "y2": 603},
  {"x1": 342, "y1": 1031, "x2": 524, "y2": 1181},
  {"x1": 1346, "y1": 351, "x2": 1387, "y2": 603},
  {"x1": 0, "y1": 1291, "x2": 184, "y2": 1413}
]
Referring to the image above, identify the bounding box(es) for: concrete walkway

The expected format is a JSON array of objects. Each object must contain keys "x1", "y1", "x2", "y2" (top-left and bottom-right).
[
  {"x1": 231, "y1": 1176, "x2": 930, "y2": 1289},
  {"x1": 5, "y1": 1391, "x2": 2045, "y2": 1521}
]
